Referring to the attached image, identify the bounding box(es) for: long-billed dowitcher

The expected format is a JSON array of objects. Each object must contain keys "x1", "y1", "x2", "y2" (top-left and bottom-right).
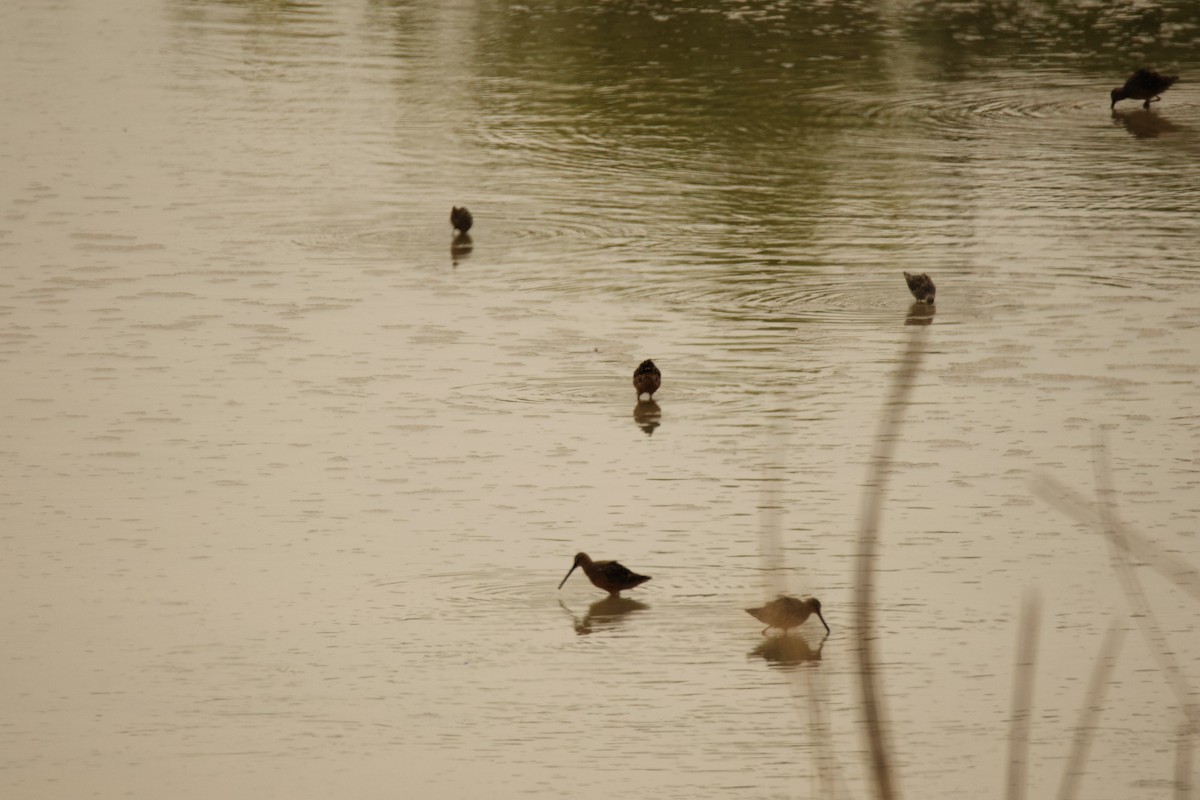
[
  {"x1": 633, "y1": 359, "x2": 661, "y2": 401},
  {"x1": 745, "y1": 595, "x2": 830, "y2": 636},
  {"x1": 903, "y1": 272, "x2": 936, "y2": 305},
  {"x1": 1111, "y1": 68, "x2": 1179, "y2": 110},
  {"x1": 450, "y1": 206, "x2": 473, "y2": 234},
  {"x1": 558, "y1": 552, "x2": 651, "y2": 597}
]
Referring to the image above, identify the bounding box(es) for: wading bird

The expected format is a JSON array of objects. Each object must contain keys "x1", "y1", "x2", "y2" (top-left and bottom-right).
[
  {"x1": 745, "y1": 595, "x2": 830, "y2": 636},
  {"x1": 1111, "y1": 68, "x2": 1179, "y2": 110},
  {"x1": 558, "y1": 552, "x2": 651, "y2": 597},
  {"x1": 633, "y1": 359, "x2": 661, "y2": 401},
  {"x1": 903, "y1": 271, "x2": 936, "y2": 305},
  {"x1": 450, "y1": 206, "x2": 473, "y2": 234}
]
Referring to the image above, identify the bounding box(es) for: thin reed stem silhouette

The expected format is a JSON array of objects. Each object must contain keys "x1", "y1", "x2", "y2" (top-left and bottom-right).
[
  {"x1": 1034, "y1": 434, "x2": 1200, "y2": 752},
  {"x1": 1056, "y1": 617, "x2": 1125, "y2": 800},
  {"x1": 1175, "y1": 721, "x2": 1195, "y2": 800},
  {"x1": 1006, "y1": 591, "x2": 1041, "y2": 800},
  {"x1": 757, "y1": 440, "x2": 850, "y2": 799},
  {"x1": 1032, "y1": 477, "x2": 1200, "y2": 604},
  {"x1": 1091, "y1": 434, "x2": 1200, "y2": 735},
  {"x1": 855, "y1": 328, "x2": 926, "y2": 800}
]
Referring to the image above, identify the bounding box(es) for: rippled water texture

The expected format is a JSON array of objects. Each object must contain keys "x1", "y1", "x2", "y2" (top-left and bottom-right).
[{"x1": 3, "y1": 1, "x2": 1200, "y2": 798}]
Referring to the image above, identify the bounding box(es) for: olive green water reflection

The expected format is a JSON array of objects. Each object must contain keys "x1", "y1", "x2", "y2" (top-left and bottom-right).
[{"x1": 2, "y1": 1, "x2": 1199, "y2": 798}]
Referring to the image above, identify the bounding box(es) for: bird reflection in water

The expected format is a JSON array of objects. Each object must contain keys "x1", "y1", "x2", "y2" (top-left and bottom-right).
[
  {"x1": 905, "y1": 300, "x2": 935, "y2": 326},
  {"x1": 450, "y1": 233, "x2": 473, "y2": 265},
  {"x1": 560, "y1": 596, "x2": 649, "y2": 636},
  {"x1": 1111, "y1": 108, "x2": 1180, "y2": 140},
  {"x1": 633, "y1": 399, "x2": 661, "y2": 435},
  {"x1": 749, "y1": 629, "x2": 828, "y2": 668}
]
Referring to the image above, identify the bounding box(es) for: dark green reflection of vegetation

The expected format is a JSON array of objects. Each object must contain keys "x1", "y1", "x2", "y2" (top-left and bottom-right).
[
  {"x1": 469, "y1": 0, "x2": 893, "y2": 237},
  {"x1": 480, "y1": 0, "x2": 890, "y2": 118},
  {"x1": 902, "y1": 0, "x2": 1198, "y2": 72}
]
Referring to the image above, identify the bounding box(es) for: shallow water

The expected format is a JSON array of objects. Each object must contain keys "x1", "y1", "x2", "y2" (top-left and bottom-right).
[{"x1": 3, "y1": 1, "x2": 1200, "y2": 798}]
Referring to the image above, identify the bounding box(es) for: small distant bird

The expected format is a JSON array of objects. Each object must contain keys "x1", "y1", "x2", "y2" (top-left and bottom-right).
[
  {"x1": 903, "y1": 271, "x2": 936, "y2": 305},
  {"x1": 633, "y1": 359, "x2": 661, "y2": 401},
  {"x1": 558, "y1": 552, "x2": 651, "y2": 597},
  {"x1": 745, "y1": 595, "x2": 830, "y2": 636},
  {"x1": 1111, "y1": 68, "x2": 1179, "y2": 110},
  {"x1": 450, "y1": 206, "x2": 473, "y2": 234}
]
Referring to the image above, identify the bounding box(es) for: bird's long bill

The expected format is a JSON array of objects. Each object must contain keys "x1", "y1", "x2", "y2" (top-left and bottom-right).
[
  {"x1": 816, "y1": 610, "x2": 831, "y2": 633},
  {"x1": 557, "y1": 564, "x2": 578, "y2": 590}
]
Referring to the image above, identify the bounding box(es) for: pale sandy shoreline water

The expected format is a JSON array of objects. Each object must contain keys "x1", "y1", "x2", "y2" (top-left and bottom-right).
[{"x1": 3, "y1": 1, "x2": 1200, "y2": 797}]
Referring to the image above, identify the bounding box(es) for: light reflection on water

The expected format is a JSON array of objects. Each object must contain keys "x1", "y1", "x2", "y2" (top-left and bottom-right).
[{"x1": 2, "y1": 0, "x2": 1200, "y2": 798}]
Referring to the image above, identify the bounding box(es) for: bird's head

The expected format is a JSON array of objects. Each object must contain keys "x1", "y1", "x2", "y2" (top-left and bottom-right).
[
  {"x1": 806, "y1": 597, "x2": 831, "y2": 633},
  {"x1": 558, "y1": 553, "x2": 590, "y2": 589}
]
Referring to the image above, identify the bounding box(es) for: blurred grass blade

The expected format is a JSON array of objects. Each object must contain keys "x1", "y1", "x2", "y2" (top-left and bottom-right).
[
  {"x1": 1031, "y1": 475, "x2": 1200, "y2": 604},
  {"x1": 1175, "y1": 721, "x2": 1194, "y2": 800},
  {"x1": 1056, "y1": 617, "x2": 1125, "y2": 800},
  {"x1": 1034, "y1": 437, "x2": 1200, "y2": 736},
  {"x1": 1091, "y1": 434, "x2": 1200, "y2": 734},
  {"x1": 1006, "y1": 591, "x2": 1041, "y2": 800},
  {"x1": 856, "y1": 328, "x2": 926, "y2": 800}
]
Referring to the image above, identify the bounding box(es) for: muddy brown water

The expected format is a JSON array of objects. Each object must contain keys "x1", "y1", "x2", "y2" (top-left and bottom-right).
[{"x1": 3, "y1": 2, "x2": 1199, "y2": 798}]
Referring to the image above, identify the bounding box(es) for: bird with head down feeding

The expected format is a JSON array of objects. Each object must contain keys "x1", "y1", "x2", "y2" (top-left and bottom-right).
[
  {"x1": 1111, "y1": 68, "x2": 1179, "y2": 110},
  {"x1": 558, "y1": 553, "x2": 650, "y2": 597}
]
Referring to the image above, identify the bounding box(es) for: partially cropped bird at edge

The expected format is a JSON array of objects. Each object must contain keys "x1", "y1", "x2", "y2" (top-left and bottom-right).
[
  {"x1": 558, "y1": 552, "x2": 651, "y2": 597},
  {"x1": 904, "y1": 271, "x2": 936, "y2": 305},
  {"x1": 745, "y1": 595, "x2": 830, "y2": 636},
  {"x1": 633, "y1": 359, "x2": 661, "y2": 401},
  {"x1": 1111, "y1": 68, "x2": 1179, "y2": 110},
  {"x1": 450, "y1": 206, "x2": 473, "y2": 235}
]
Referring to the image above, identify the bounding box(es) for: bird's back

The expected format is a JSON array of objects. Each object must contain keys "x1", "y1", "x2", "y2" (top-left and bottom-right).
[
  {"x1": 1126, "y1": 69, "x2": 1178, "y2": 96},
  {"x1": 600, "y1": 560, "x2": 649, "y2": 584},
  {"x1": 745, "y1": 605, "x2": 774, "y2": 625},
  {"x1": 450, "y1": 206, "x2": 473, "y2": 233},
  {"x1": 903, "y1": 271, "x2": 936, "y2": 303},
  {"x1": 586, "y1": 559, "x2": 651, "y2": 594},
  {"x1": 633, "y1": 359, "x2": 661, "y2": 397}
]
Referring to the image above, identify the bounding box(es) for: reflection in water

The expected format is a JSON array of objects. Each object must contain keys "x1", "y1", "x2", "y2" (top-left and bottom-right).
[
  {"x1": 1111, "y1": 109, "x2": 1181, "y2": 140},
  {"x1": 749, "y1": 631, "x2": 828, "y2": 669},
  {"x1": 633, "y1": 399, "x2": 661, "y2": 435},
  {"x1": 560, "y1": 597, "x2": 649, "y2": 636},
  {"x1": 905, "y1": 301, "x2": 936, "y2": 326},
  {"x1": 450, "y1": 232, "x2": 473, "y2": 265},
  {"x1": 5, "y1": 0, "x2": 1200, "y2": 796}
]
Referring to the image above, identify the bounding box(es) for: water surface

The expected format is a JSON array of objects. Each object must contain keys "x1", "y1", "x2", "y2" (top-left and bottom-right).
[{"x1": 3, "y1": 1, "x2": 1200, "y2": 798}]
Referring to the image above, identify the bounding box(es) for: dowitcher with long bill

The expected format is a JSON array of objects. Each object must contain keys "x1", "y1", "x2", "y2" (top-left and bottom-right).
[
  {"x1": 558, "y1": 552, "x2": 651, "y2": 597},
  {"x1": 746, "y1": 595, "x2": 830, "y2": 636}
]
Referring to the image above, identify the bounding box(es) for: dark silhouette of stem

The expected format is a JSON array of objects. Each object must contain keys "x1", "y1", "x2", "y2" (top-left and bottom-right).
[
  {"x1": 1006, "y1": 591, "x2": 1041, "y2": 800},
  {"x1": 1056, "y1": 617, "x2": 1125, "y2": 800},
  {"x1": 856, "y1": 329, "x2": 925, "y2": 800}
]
